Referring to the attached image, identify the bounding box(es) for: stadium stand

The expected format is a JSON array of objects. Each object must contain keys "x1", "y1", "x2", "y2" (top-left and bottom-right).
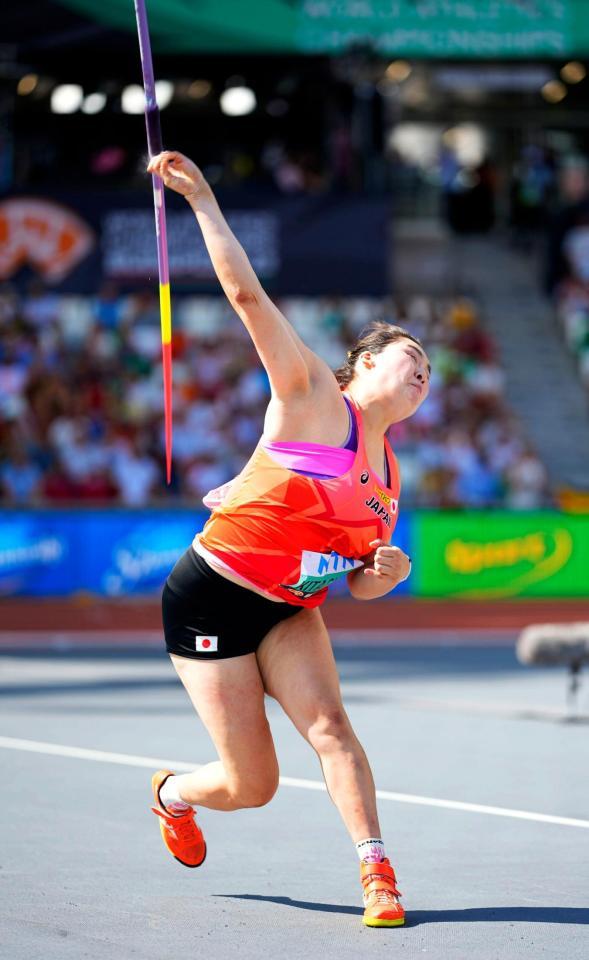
[{"x1": 0, "y1": 284, "x2": 551, "y2": 509}]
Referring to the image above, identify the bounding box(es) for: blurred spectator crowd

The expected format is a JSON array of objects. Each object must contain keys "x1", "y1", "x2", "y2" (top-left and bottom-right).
[
  {"x1": 0, "y1": 282, "x2": 551, "y2": 509},
  {"x1": 546, "y1": 156, "x2": 589, "y2": 392},
  {"x1": 543, "y1": 154, "x2": 589, "y2": 390},
  {"x1": 554, "y1": 257, "x2": 589, "y2": 392}
]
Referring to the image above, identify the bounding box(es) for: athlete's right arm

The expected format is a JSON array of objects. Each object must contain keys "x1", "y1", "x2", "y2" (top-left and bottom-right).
[{"x1": 147, "y1": 151, "x2": 326, "y2": 398}]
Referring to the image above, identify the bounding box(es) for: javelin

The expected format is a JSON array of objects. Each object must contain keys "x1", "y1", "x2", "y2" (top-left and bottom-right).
[{"x1": 133, "y1": 0, "x2": 173, "y2": 484}]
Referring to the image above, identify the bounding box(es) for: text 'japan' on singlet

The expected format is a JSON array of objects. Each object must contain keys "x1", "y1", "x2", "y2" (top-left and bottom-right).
[{"x1": 196, "y1": 393, "x2": 401, "y2": 607}]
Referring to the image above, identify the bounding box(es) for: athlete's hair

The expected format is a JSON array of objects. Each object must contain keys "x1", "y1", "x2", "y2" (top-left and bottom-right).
[{"x1": 334, "y1": 321, "x2": 424, "y2": 387}]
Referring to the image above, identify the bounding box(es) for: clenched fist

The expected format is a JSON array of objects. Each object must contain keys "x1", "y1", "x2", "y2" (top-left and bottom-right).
[
  {"x1": 363, "y1": 539, "x2": 411, "y2": 584},
  {"x1": 147, "y1": 151, "x2": 206, "y2": 200}
]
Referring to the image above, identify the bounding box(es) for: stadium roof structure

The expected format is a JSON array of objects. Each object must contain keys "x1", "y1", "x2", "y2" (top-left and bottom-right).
[{"x1": 10, "y1": 0, "x2": 589, "y2": 59}]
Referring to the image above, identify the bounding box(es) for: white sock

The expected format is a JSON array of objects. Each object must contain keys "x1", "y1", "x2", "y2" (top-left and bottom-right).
[
  {"x1": 159, "y1": 775, "x2": 192, "y2": 814},
  {"x1": 356, "y1": 838, "x2": 386, "y2": 863}
]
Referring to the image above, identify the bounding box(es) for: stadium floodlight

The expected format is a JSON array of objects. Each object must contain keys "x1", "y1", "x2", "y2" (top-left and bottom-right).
[
  {"x1": 220, "y1": 85, "x2": 257, "y2": 117},
  {"x1": 561, "y1": 61, "x2": 586, "y2": 84},
  {"x1": 541, "y1": 80, "x2": 567, "y2": 103},
  {"x1": 121, "y1": 84, "x2": 146, "y2": 114},
  {"x1": 122, "y1": 82, "x2": 172, "y2": 113},
  {"x1": 155, "y1": 80, "x2": 174, "y2": 109},
  {"x1": 17, "y1": 74, "x2": 38, "y2": 96},
  {"x1": 51, "y1": 84, "x2": 84, "y2": 114},
  {"x1": 82, "y1": 92, "x2": 107, "y2": 115},
  {"x1": 443, "y1": 124, "x2": 487, "y2": 166},
  {"x1": 385, "y1": 60, "x2": 412, "y2": 83}
]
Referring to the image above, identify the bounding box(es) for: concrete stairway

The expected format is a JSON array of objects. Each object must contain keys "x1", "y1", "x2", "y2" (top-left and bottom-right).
[{"x1": 393, "y1": 223, "x2": 589, "y2": 490}]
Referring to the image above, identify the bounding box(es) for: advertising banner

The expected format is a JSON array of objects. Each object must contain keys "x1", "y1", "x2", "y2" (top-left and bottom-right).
[
  {"x1": 297, "y1": 0, "x2": 588, "y2": 58},
  {"x1": 4, "y1": 509, "x2": 585, "y2": 599},
  {"x1": 83, "y1": 512, "x2": 205, "y2": 596},
  {"x1": 414, "y1": 512, "x2": 589, "y2": 598},
  {"x1": 1, "y1": 190, "x2": 389, "y2": 296},
  {"x1": 0, "y1": 510, "x2": 205, "y2": 597},
  {"x1": 0, "y1": 512, "x2": 79, "y2": 597},
  {"x1": 0, "y1": 198, "x2": 95, "y2": 283},
  {"x1": 0, "y1": 508, "x2": 412, "y2": 597},
  {"x1": 101, "y1": 209, "x2": 279, "y2": 281},
  {"x1": 60, "y1": 0, "x2": 589, "y2": 57}
]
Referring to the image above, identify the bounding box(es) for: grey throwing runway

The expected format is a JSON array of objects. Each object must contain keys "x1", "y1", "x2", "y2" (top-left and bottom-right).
[{"x1": 1, "y1": 634, "x2": 588, "y2": 959}]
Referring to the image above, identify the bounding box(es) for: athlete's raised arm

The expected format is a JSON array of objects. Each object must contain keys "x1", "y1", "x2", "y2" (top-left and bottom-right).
[{"x1": 147, "y1": 151, "x2": 329, "y2": 399}]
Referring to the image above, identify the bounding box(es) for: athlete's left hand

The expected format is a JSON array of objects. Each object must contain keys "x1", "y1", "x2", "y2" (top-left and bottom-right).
[{"x1": 363, "y1": 539, "x2": 411, "y2": 584}]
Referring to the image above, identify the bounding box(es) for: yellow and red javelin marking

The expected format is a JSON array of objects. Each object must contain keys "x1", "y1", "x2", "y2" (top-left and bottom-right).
[
  {"x1": 159, "y1": 280, "x2": 173, "y2": 484},
  {"x1": 159, "y1": 281, "x2": 172, "y2": 346}
]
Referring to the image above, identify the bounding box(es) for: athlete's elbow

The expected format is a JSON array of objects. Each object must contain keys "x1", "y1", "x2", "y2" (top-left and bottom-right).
[
  {"x1": 348, "y1": 587, "x2": 370, "y2": 601},
  {"x1": 231, "y1": 286, "x2": 259, "y2": 308}
]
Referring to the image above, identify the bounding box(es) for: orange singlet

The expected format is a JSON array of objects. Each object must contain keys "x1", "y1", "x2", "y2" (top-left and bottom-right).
[{"x1": 196, "y1": 395, "x2": 400, "y2": 607}]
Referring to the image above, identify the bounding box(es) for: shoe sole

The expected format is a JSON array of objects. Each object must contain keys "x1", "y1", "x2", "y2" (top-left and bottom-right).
[
  {"x1": 363, "y1": 916, "x2": 405, "y2": 928},
  {"x1": 173, "y1": 842, "x2": 207, "y2": 869}
]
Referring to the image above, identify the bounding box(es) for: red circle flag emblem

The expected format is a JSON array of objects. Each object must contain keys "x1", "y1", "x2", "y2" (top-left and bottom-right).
[{"x1": 195, "y1": 636, "x2": 218, "y2": 652}]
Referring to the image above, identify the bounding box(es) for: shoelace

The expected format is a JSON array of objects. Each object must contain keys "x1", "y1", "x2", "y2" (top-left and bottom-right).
[
  {"x1": 152, "y1": 807, "x2": 198, "y2": 842},
  {"x1": 169, "y1": 818, "x2": 198, "y2": 842},
  {"x1": 368, "y1": 887, "x2": 401, "y2": 907}
]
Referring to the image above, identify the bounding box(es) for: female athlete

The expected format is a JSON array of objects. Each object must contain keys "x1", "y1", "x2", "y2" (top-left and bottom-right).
[{"x1": 147, "y1": 151, "x2": 430, "y2": 928}]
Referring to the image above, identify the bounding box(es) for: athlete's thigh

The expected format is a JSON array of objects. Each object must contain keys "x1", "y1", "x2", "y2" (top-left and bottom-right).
[
  {"x1": 255, "y1": 608, "x2": 346, "y2": 739},
  {"x1": 170, "y1": 652, "x2": 278, "y2": 778}
]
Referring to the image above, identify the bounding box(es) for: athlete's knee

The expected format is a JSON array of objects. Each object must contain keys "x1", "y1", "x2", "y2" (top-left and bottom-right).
[
  {"x1": 307, "y1": 707, "x2": 355, "y2": 755},
  {"x1": 229, "y1": 769, "x2": 279, "y2": 809}
]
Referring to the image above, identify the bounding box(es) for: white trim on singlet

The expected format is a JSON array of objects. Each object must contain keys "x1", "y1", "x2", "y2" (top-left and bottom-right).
[{"x1": 191, "y1": 538, "x2": 285, "y2": 602}]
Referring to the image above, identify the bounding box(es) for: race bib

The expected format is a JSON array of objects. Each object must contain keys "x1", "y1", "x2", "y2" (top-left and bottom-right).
[{"x1": 281, "y1": 550, "x2": 363, "y2": 598}]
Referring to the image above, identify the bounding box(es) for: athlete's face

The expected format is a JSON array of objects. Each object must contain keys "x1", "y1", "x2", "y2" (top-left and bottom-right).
[{"x1": 360, "y1": 338, "x2": 431, "y2": 419}]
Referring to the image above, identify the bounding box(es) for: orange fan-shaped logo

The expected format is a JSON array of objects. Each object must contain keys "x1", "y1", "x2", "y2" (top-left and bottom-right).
[{"x1": 0, "y1": 198, "x2": 95, "y2": 282}]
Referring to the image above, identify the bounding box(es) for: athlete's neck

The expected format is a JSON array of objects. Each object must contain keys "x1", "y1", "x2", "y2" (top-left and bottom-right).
[{"x1": 345, "y1": 388, "x2": 394, "y2": 441}]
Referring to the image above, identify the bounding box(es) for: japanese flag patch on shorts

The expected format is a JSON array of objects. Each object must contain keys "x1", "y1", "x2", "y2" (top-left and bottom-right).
[{"x1": 195, "y1": 636, "x2": 218, "y2": 653}]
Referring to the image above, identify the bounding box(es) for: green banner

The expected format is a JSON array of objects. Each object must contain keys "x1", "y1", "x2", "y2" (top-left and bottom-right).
[
  {"x1": 414, "y1": 512, "x2": 589, "y2": 598},
  {"x1": 59, "y1": 0, "x2": 589, "y2": 57},
  {"x1": 298, "y1": 0, "x2": 588, "y2": 59}
]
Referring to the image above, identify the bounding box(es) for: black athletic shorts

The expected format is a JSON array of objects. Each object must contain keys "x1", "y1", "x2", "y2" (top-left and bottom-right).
[{"x1": 162, "y1": 546, "x2": 302, "y2": 660}]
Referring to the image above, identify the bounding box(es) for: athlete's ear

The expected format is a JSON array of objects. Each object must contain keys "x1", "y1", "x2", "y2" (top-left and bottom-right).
[{"x1": 359, "y1": 350, "x2": 375, "y2": 370}]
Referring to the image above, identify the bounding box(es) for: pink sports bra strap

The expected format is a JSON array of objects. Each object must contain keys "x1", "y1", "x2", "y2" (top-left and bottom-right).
[{"x1": 260, "y1": 393, "x2": 365, "y2": 482}]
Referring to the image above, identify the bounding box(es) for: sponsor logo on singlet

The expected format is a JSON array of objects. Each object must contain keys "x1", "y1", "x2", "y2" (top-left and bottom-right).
[
  {"x1": 281, "y1": 550, "x2": 363, "y2": 598},
  {"x1": 374, "y1": 485, "x2": 393, "y2": 506}
]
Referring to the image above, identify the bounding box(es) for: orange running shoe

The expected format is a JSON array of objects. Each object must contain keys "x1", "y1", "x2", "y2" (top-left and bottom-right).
[
  {"x1": 360, "y1": 858, "x2": 405, "y2": 928},
  {"x1": 151, "y1": 770, "x2": 207, "y2": 868}
]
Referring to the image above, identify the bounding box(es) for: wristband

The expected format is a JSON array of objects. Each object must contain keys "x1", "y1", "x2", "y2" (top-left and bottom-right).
[{"x1": 397, "y1": 557, "x2": 412, "y2": 583}]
